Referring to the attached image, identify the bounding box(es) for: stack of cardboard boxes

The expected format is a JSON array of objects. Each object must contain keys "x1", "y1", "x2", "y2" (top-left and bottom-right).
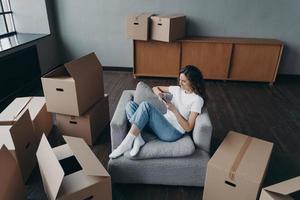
[
  {"x1": 41, "y1": 52, "x2": 110, "y2": 145},
  {"x1": 127, "y1": 13, "x2": 186, "y2": 42},
  {"x1": 38, "y1": 52, "x2": 112, "y2": 199},
  {"x1": 0, "y1": 52, "x2": 112, "y2": 199}
]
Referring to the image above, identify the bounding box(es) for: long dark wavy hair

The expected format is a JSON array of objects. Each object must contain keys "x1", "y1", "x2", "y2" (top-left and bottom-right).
[{"x1": 179, "y1": 65, "x2": 208, "y2": 106}]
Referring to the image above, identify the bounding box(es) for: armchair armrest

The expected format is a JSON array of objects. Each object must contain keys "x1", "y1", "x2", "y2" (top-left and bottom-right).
[
  {"x1": 192, "y1": 108, "x2": 212, "y2": 153},
  {"x1": 110, "y1": 90, "x2": 134, "y2": 150}
]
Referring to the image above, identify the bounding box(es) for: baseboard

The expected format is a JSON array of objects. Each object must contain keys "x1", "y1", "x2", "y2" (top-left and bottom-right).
[
  {"x1": 103, "y1": 66, "x2": 133, "y2": 72},
  {"x1": 101, "y1": 69, "x2": 300, "y2": 82},
  {"x1": 277, "y1": 74, "x2": 300, "y2": 82}
]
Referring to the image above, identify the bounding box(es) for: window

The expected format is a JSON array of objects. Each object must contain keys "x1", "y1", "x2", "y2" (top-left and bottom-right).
[
  {"x1": 0, "y1": 0, "x2": 15, "y2": 38},
  {"x1": 0, "y1": 34, "x2": 18, "y2": 51},
  {"x1": 0, "y1": 0, "x2": 49, "y2": 53}
]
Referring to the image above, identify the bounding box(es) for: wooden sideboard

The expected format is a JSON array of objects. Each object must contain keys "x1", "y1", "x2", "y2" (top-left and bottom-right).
[{"x1": 133, "y1": 37, "x2": 284, "y2": 84}]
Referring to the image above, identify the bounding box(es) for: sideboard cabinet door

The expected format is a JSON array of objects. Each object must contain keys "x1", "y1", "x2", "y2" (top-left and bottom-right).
[
  {"x1": 134, "y1": 40, "x2": 181, "y2": 77},
  {"x1": 181, "y1": 41, "x2": 232, "y2": 80},
  {"x1": 229, "y1": 44, "x2": 283, "y2": 82}
]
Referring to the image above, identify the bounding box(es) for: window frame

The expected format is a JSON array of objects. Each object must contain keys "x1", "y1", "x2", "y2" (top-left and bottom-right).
[{"x1": 0, "y1": 0, "x2": 16, "y2": 39}]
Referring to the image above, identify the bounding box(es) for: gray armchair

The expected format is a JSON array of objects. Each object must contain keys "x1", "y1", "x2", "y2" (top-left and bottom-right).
[{"x1": 108, "y1": 90, "x2": 212, "y2": 186}]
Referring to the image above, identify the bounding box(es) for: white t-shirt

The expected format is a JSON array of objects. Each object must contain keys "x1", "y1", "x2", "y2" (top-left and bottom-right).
[{"x1": 163, "y1": 86, "x2": 204, "y2": 134}]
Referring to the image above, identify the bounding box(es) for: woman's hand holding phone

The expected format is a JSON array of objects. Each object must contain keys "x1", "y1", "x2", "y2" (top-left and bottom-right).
[{"x1": 160, "y1": 92, "x2": 173, "y2": 103}]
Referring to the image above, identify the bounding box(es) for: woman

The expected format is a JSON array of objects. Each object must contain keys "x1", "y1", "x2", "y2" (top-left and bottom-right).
[{"x1": 109, "y1": 65, "x2": 207, "y2": 158}]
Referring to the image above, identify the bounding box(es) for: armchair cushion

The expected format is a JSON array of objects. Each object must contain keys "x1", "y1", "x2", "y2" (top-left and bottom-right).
[
  {"x1": 134, "y1": 81, "x2": 167, "y2": 114},
  {"x1": 124, "y1": 132, "x2": 195, "y2": 160}
]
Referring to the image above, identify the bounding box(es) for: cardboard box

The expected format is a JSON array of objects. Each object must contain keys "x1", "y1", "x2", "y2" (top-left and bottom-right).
[
  {"x1": 0, "y1": 145, "x2": 26, "y2": 200},
  {"x1": 36, "y1": 134, "x2": 112, "y2": 200},
  {"x1": 56, "y1": 95, "x2": 110, "y2": 145},
  {"x1": 259, "y1": 176, "x2": 300, "y2": 200},
  {"x1": 203, "y1": 131, "x2": 274, "y2": 200},
  {"x1": 41, "y1": 53, "x2": 104, "y2": 116},
  {"x1": 0, "y1": 96, "x2": 53, "y2": 139},
  {"x1": 0, "y1": 110, "x2": 38, "y2": 182},
  {"x1": 127, "y1": 13, "x2": 153, "y2": 41},
  {"x1": 150, "y1": 14, "x2": 186, "y2": 42}
]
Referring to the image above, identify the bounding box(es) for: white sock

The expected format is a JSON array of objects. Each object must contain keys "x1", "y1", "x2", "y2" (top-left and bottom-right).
[
  {"x1": 109, "y1": 132, "x2": 136, "y2": 159},
  {"x1": 130, "y1": 134, "x2": 145, "y2": 157}
]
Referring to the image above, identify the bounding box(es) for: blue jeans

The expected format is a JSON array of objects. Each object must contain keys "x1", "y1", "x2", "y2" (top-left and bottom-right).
[{"x1": 125, "y1": 101, "x2": 183, "y2": 142}]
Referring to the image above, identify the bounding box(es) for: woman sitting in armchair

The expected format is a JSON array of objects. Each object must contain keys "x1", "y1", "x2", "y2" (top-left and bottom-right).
[{"x1": 109, "y1": 65, "x2": 207, "y2": 158}]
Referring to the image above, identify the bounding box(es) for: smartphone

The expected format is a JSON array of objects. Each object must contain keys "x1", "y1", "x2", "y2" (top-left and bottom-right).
[{"x1": 161, "y1": 92, "x2": 173, "y2": 102}]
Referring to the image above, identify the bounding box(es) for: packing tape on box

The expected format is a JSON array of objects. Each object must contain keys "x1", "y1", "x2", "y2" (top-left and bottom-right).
[
  {"x1": 229, "y1": 136, "x2": 253, "y2": 181},
  {"x1": 13, "y1": 97, "x2": 33, "y2": 120}
]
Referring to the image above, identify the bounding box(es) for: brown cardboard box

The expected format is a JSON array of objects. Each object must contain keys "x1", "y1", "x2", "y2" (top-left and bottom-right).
[
  {"x1": 259, "y1": 177, "x2": 300, "y2": 200},
  {"x1": 150, "y1": 14, "x2": 186, "y2": 42},
  {"x1": 0, "y1": 145, "x2": 26, "y2": 200},
  {"x1": 203, "y1": 131, "x2": 274, "y2": 200},
  {"x1": 36, "y1": 134, "x2": 112, "y2": 200},
  {"x1": 0, "y1": 110, "x2": 38, "y2": 182},
  {"x1": 0, "y1": 96, "x2": 53, "y2": 139},
  {"x1": 127, "y1": 13, "x2": 153, "y2": 41},
  {"x1": 41, "y1": 53, "x2": 104, "y2": 116},
  {"x1": 56, "y1": 94, "x2": 110, "y2": 145}
]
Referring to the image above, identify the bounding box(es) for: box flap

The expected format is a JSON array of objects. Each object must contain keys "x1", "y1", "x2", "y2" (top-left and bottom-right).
[
  {"x1": 43, "y1": 66, "x2": 70, "y2": 78},
  {"x1": 131, "y1": 13, "x2": 153, "y2": 20},
  {"x1": 36, "y1": 135, "x2": 64, "y2": 200},
  {"x1": 64, "y1": 53, "x2": 101, "y2": 81},
  {"x1": 0, "y1": 145, "x2": 17, "y2": 191},
  {"x1": 0, "y1": 97, "x2": 46, "y2": 126},
  {"x1": 18, "y1": 96, "x2": 46, "y2": 120},
  {"x1": 152, "y1": 14, "x2": 185, "y2": 19},
  {"x1": 63, "y1": 136, "x2": 110, "y2": 177},
  {"x1": 6, "y1": 109, "x2": 38, "y2": 181},
  {"x1": 264, "y1": 176, "x2": 300, "y2": 195},
  {"x1": 0, "y1": 144, "x2": 16, "y2": 167},
  {"x1": 0, "y1": 126, "x2": 15, "y2": 149},
  {"x1": 0, "y1": 145, "x2": 26, "y2": 200},
  {"x1": 53, "y1": 144, "x2": 73, "y2": 161},
  {"x1": 9, "y1": 110, "x2": 36, "y2": 153},
  {"x1": 0, "y1": 97, "x2": 33, "y2": 125}
]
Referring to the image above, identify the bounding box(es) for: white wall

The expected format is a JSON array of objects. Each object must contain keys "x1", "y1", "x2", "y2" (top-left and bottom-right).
[{"x1": 53, "y1": 0, "x2": 300, "y2": 74}]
